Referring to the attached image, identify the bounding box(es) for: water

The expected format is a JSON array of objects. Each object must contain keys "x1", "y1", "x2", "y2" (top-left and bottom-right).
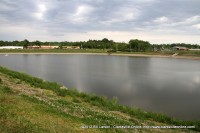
[{"x1": 0, "y1": 54, "x2": 200, "y2": 120}]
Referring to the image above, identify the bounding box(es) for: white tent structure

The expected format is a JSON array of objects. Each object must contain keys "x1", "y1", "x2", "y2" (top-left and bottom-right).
[{"x1": 0, "y1": 46, "x2": 23, "y2": 49}]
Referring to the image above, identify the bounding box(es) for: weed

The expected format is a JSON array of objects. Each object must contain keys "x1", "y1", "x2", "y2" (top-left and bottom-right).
[
  {"x1": 0, "y1": 66, "x2": 67, "y2": 96},
  {"x1": 0, "y1": 86, "x2": 13, "y2": 94},
  {"x1": 72, "y1": 98, "x2": 81, "y2": 103}
]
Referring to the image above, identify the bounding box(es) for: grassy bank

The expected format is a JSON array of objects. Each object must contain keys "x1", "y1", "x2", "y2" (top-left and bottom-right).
[
  {"x1": 0, "y1": 66, "x2": 199, "y2": 132},
  {"x1": 0, "y1": 49, "x2": 107, "y2": 53},
  {"x1": 113, "y1": 50, "x2": 200, "y2": 57},
  {"x1": 0, "y1": 49, "x2": 200, "y2": 56}
]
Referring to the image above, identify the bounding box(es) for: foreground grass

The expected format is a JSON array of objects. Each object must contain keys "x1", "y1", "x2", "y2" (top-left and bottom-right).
[{"x1": 0, "y1": 66, "x2": 199, "y2": 132}]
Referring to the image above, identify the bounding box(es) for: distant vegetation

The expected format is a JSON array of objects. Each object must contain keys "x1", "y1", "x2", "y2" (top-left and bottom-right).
[{"x1": 0, "y1": 38, "x2": 200, "y2": 52}]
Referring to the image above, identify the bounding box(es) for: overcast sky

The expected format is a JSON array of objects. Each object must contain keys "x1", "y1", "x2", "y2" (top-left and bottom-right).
[{"x1": 0, "y1": 0, "x2": 200, "y2": 44}]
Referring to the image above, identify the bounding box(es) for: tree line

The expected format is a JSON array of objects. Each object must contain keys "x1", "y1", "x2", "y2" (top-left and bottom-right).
[{"x1": 0, "y1": 38, "x2": 200, "y2": 52}]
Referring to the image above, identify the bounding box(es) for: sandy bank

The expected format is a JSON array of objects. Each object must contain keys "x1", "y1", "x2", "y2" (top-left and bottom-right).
[{"x1": 0, "y1": 52, "x2": 200, "y2": 60}]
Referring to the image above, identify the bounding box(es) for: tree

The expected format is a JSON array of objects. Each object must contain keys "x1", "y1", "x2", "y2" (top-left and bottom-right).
[
  {"x1": 21, "y1": 39, "x2": 29, "y2": 48},
  {"x1": 129, "y1": 39, "x2": 139, "y2": 51},
  {"x1": 0, "y1": 40, "x2": 5, "y2": 46},
  {"x1": 129, "y1": 39, "x2": 151, "y2": 52},
  {"x1": 102, "y1": 38, "x2": 109, "y2": 43},
  {"x1": 33, "y1": 40, "x2": 41, "y2": 47},
  {"x1": 13, "y1": 40, "x2": 19, "y2": 46}
]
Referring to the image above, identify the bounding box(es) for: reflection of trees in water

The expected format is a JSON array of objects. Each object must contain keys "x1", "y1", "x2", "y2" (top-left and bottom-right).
[
  {"x1": 118, "y1": 57, "x2": 152, "y2": 105},
  {"x1": 127, "y1": 57, "x2": 151, "y2": 76},
  {"x1": 1, "y1": 55, "x2": 200, "y2": 120},
  {"x1": 123, "y1": 57, "x2": 200, "y2": 120},
  {"x1": 22, "y1": 54, "x2": 45, "y2": 78},
  {"x1": 77, "y1": 55, "x2": 131, "y2": 98}
]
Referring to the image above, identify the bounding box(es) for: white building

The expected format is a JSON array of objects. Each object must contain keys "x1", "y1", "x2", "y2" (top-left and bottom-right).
[
  {"x1": 189, "y1": 49, "x2": 200, "y2": 51},
  {"x1": 0, "y1": 46, "x2": 23, "y2": 49}
]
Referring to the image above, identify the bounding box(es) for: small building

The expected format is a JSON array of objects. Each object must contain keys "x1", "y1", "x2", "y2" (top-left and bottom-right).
[
  {"x1": 27, "y1": 45, "x2": 59, "y2": 49},
  {"x1": 62, "y1": 46, "x2": 80, "y2": 49},
  {"x1": 189, "y1": 49, "x2": 200, "y2": 51},
  {"x1": 0, "y1": 46, "x2": 23, "y2": 49},
  {"x1": 27, "y1": 46, "x2": 40, "y2": 49},
  {"x1": 173, "y1": 46, "x2": 189, "y2": 51},
  {"x1": 40, "y1": 46, "x2": 59, "y2": 49}
]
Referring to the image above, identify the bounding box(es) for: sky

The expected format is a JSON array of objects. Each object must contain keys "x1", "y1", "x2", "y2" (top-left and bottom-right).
[{"x1": 0, "y1": 0, "x2": 200, "y2": 44}]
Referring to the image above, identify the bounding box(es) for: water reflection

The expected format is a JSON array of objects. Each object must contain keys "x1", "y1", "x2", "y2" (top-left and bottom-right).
[{"x1": 0, "y1": 54, "x2": 200, "y2": 120}]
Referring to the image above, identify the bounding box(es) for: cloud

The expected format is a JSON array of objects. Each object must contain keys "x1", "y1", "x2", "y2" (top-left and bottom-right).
[
  {"x1": 70, "y1": 4, "x2": 94, "y2": 23},
  {"x1": 193, "y1": 24, "x2": 200, "y2": 30},
  {"x1": 185, "y1": 16, "x2": 200, "y2": 23},
  {"x1": 0, "y1": 0, "x2": 200, "y2": 44},
  {"x1": 32, "y1": 3, "x2": 47, "y2": 20},
  {"x1": 99, "y1": 7, "x2": 139, "y2": 25},
  {"x1": 0, "y1": 1, "x2": 15, "y2": 11},
  {"x1": 153, "y1": 16, "x2": 169, "y2": 23}
]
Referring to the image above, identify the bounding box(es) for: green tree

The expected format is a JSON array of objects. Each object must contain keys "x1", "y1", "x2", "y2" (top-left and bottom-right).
[
  {"x1": 33, "y1": 40, "x2": 41, "y2": 47},
  {"x1": 13, "y1": 40, "x2": 19, "y2": 46},
  {"x1": 102, "y1": 38, "x2": 109, "y2": 43},
  {"x1": 129, "y1": 39, "x2": 151, "y2": 52},
  {"x1": 129, "y1": 39, "x2": 139, "y2": 51},
  {"x1": 0, "y1": 40, "x2": 5, "y2": 46},
  {"x1": 21, "y1": 39, "x2": 29, "y2": 48}
]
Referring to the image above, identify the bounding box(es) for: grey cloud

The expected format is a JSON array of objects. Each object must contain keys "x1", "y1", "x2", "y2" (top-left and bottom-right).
[{"x1": 0, "y1": 0, "x2": 200, "y2": 42}]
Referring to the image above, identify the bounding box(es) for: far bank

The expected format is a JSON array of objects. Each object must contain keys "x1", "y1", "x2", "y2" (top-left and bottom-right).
[{"x1": 0, "y1": 49, "x2": 200, "y2": 60}]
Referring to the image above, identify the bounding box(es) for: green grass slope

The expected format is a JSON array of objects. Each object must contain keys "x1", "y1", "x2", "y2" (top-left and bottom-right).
[{"x1": 0, "y1": 66, "x2": 199, "y2": 133}]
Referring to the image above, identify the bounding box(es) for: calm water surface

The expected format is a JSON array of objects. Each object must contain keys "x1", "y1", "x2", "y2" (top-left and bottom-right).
[{"x1": 0, "y1": 54, "x2": 200, "y2": 120}]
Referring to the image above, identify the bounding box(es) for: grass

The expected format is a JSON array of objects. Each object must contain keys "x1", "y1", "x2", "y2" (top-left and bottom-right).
[
  {"x1": 113, "y1": 50, "x2": 200, "y2": 57},
  {"x1": 0, "y1": 48, "x2": 200, "y2": 56},
  {"x1": 175, "y1": 50, "x2": 200, "y2": 56},
  {"x1": 0, "y1": 86, "x2": 13, "y2": 94},
  {"x1": 0, "y1": 49, "x2": 108, "y2": 53},
  {"x1": 0, "y1": 66, "x2": 200, "y2": 132},
  {"x1": 0, "y1": 66, "x2": 66, "y2": 96}
]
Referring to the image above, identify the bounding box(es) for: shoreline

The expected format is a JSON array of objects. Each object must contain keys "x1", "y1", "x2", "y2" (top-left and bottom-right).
[
  {"x1": 1, "y1": 66, "x2": 199, "y2": 132},
  {"x1": 0, "y1": 52, "x2": 200, "y2": 60}
]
